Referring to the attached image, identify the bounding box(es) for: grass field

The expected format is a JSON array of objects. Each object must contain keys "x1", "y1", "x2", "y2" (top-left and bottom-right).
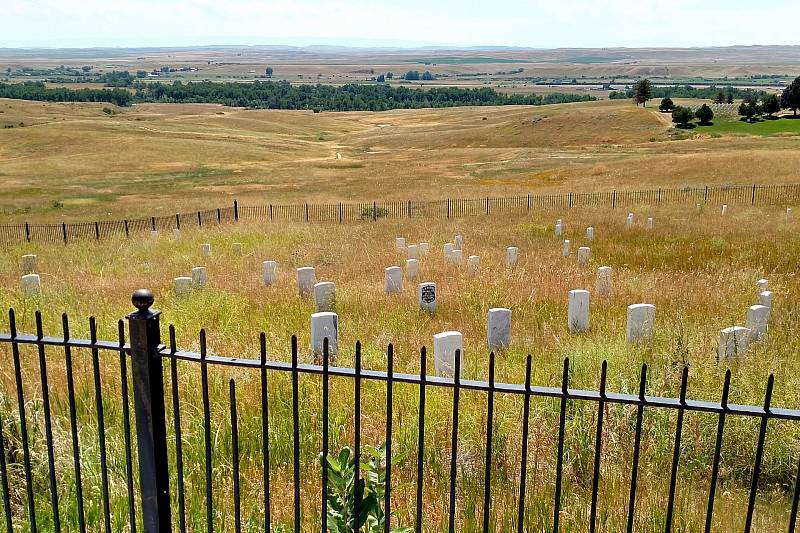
[
  {"x1": 0, "y1": 204, "x2": 799, "y2": 531},
  {"x1": 699, "y1": 116, "x2": 800, "y2": 136},
  {"x1": 3, "y1": 97, "x2": 800, "y2": 224}
]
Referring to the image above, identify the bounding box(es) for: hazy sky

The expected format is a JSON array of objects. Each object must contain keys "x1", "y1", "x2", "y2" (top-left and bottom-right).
[{"x1": 3, "y1": 0, "x2": 799, "y2": 49}]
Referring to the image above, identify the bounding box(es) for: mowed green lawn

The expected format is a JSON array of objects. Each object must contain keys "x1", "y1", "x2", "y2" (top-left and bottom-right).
[{"x1": 697, "y1": 115, "x2": 800, "y2": 136}]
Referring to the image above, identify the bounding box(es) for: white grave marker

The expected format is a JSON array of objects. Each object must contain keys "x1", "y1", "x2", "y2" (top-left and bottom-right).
[
  {"x1": 385, "y1": 266, "x2": 403, "y2": 294},
  {"x1": 297, "y1": 267, "x2": 316, "y2": 296},
  {"x1": 506, "y1": 247, "x2": 518, "y2": 268},
  {"x1": 746, "y1": 305, "x2": 769, "y2": 340},
  {"x1": 406, "y1": 259, "x2": 419, "y2": 281},
  {"x1": 468, "y1": 255, "x2": 480, "y2": 276},
  {"x1": 151, "y1": 230, "x2": 159, "y2": 238},
  {"x1": 718, "y1": 326, "x2": 750, "y2": 358},
  {"x1": 450, "y1": 249, "x2": 463, "y2": 265},
  {"x1": 555, "y1": 223, "x2": 562, "y2": 237},
  {"x1": 174, "y1": 277, "x2": 193, "y2": 296},
  {"x1": 759, "y1": 290, "x2": 773, "y2": 308},
  {"x1": 586, "y1": 227, "x2": 594, "y2": 241},
  {"x1": 487, "y1": 308, "x2": 512, "y2": 349},
  {"x1": 201, "y1": 243, "x2": 212, "y2": 257},
  {"x1": 232, "y1": 242, "x2": 243, "y2": 255},
  {"x1": 627, "y1": 304, "x2": 656, "y2": 343},
  {"x1": 562, "y1": 240, "x2": 571, "y2": 258},
  {"x1": 418, "y1": 282, "x2": 437, "y2": 313},
  {"x1": 568, "y1": 290, "x2": 590, "y2": 333},
  {"x1": 173, "y1": 229, "x2": 181, "y2": 238},
  {"x1": 578, "y1": 246, "x2": 590, "y2": 266},
  {"x1": 262, "y1": 261, "x2": 278, "y2": 285},
  {"x1": 443, "y1": 243, "x2": 454, "y2": 261},
  {"x1": 721, "y1": 204, "x2": 727, "y2": 215},
  {"x1": 433, "y1": 331, "x2": 463, "y2": 377},
  {"x1": 20, "y1": 254, "x2": 37, "y2": 275},
  {"x1": 757, "y1": 279, "x2": 768, "y2": 292},
  {"x1": 191, "y1": 266, "x2": 208, "y2": 288},
  {"x1": 407, "y1": 244, "x2": 419, "y2": 260},
  {"x1": 314, "y1": 281, "x2": 336, "y2": 312},
  {"x1": 596, "y1": 266, "x2": 613, "y2": 297},
  {"x1": 647, "y1": 217, "x2": 654, "y2": 229},
  {"x1": 20, "y1": 274, "x2": 40, "y2": 295},
  {"x1": 311, "y1": 312, "x2": 338, "y2": 360},
  {"x1": 787, "y1": 208, "x2": 793, "y2": 220},
  {"x1": 626, "y1": 214, "x2": 634, "y2": 229},
  {"x1": 454, "y1": 235, "x2": 464, "y2": 250},
  {"x1": 419, "y1": 242, "x2": 430, "y2": 256},
  {"x1": 395, "y1": 237, "x2": 406, "y2": 251}
]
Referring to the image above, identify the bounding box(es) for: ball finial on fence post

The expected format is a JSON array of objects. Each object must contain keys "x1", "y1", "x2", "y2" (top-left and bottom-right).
[{"x1": 132, "y1": 289, "x2": 155, "y2": 314}]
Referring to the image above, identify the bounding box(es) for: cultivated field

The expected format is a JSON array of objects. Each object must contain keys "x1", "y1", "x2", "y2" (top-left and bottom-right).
[
  {"x1": 3, "y1": 97, "x2": 800, "y2": 223},
  {"x1": 0, "y1": 203, "x2": 798, "y2": 531}
]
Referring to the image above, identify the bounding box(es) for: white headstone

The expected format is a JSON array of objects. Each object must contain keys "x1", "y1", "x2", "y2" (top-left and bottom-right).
[
  {"x1": 418, "y1": 282, "x2": 437, "y2": 313},
  {"x1": 487, "y1": 308, "x2": 512, "y2": 349},
  {"x1": 568, "y1": 290, "x2": 590, "y2": 333},
  {"x1": 262, "y1": 261, "x2": 278, "y2": 286},
  {"x1": 596, "y1": 266, "x2": 613, "y2": 297},
  {"x1": 311, "y1": 312, "x2": 338, "y2": 360},
  {"x1": 586, "y1": 227, "x2": 594, "y2": 241},
  {"x1": 406, "y1": 259, "x2": 419, "y2": 281},
  {"x1": 418, "y1": 242, "x2": 430, "y2": 256},
  {"x1": 562, "y1": 240, "x2": 571, "y2": 258},
  {"x1": 191, "y1": 266, "x2": 208, "y2": 288},
  {"x1": 151, "y1": 230, "x2": 159, "y2": 238},
  {"x1": 757, "y1": 279, "x2": 768, "y2": 292},
  {"x1": 173, "y1": 228, "x2": 181, "y2": 238},
  {"x1": 718, "y1": 326, "x2": 750, "y2": 359},
  {"x1": 174, "y1": 277, "x2": 193, "y2": 296},
  {"x1": 696, "y1": 203, "x2": 702, "y2": 212},
  {"x1": 443, "y1": 243, "x2": 454, "y2": 261},
  {"x1": 626, "y1": 214, "x2": 634, "y2": 229},
  {"x1": 450, "y1": 249, "x2": 463, "y2": 265},
  {"x1": 506, "y1": 247, "x2": 518, "y2": 268},
  {"x1": 313, "y1": 281, "x2": 336, "y2": 312},
  {"x1": 454, "y1": 235, "x2": 464, "y2": 250},
  {"x1": 578, "y1": 246, "x2": 590, "y2": 266},
  {"x1": 200, "y1": 243, "x2": 212, "y2": 257},
  {"x1": 555, "y1": 223, "x2": 562, "y2": 237},
  {"x1": 627, "y1": 304, "x2": 656, "y2": 343},
  {"x1": 721, "y1": 204, "x2": 727, "y2": 215},
  {"x1": 297, "y1": 267, "x2": 316, "y2": 297},
  {"x1": 647, "y1": 217, "x2": 654, "y2": 229},
  {"x1": 20, "y1": 254, "x2": 37, "y2": 275},
  {"x1": 433, "y1": 331, "x2": 463, "y2": 377},
  {"x1": 395, "y1": 237, "x2": 406, "y2": 251},
  {"x1": 232, "y1": 242, "x2": 243, "y2": 255},
  {"x1": 20, "y1": 274, "x2": 40, "y2": 295},
  {"x1": 746, "y1": 305, "x2": 769, "y2": 340},
  {"x1": 407, "y1": 244, "x2": 419, "y2": 260},
  {"x1": 759, "y1": 290, "x2": 773, "y2": 308},
  {"x1": 385, "y1": 266, "x2": 403, "y2": 294},
  {"x1": 787, "y1": 208, "x2": 793, "y2": 220},
  {"x1": 468, "y1": 255, "x2": 480, "y2": 276}
]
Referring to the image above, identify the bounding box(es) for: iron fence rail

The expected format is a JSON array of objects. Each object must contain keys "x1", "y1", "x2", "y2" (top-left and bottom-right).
[
  {"x1": 1, "y1": 183, "x2": 798, "y2": 245},
  {"x1": 1, "y1": 292, "x2": 800, "y2": 532}
]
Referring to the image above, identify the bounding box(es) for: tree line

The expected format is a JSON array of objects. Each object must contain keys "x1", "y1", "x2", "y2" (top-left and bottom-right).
[
  {"x1": 0, "y1": 80, "x2": 595, "y2": 111},
  {"x1": 611, "y1": 82, "x2": 769, "y2": 103}
]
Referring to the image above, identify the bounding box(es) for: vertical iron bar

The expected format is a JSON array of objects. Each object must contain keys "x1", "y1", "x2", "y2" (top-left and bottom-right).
[
  {"x1": 216, "y1": 208, "x2": 221, "y2": 223},
  {"x1": 482, "y1": 352, "x2": 496, "y2": 532},
  {"x1": 260, "y1": 333, "x2": 271, "y2": 531},
  {"x1": 373, "y1": 201, "x2": 377, "y2": 221},
  {"x1": 9, "y1": 309, "x2": 37, "y2": 533},
  {"x1": 305, "y1": 203, "x2": 309, "y2": 223},
  {"x1": 354, "y1": 341, "x2": 362, "y2": 531},
  {"x1": 516, "y1": 355, "x2": 532, "y2": 532},
  {"x1": 95, "y1": 221, "x2": 100, "y2": 240},
  {"x1": 705, "y1": 368, "x2": 731, "y2": 533},
  {"x1": 62, "y1": 222, "x2": 67, "y2": 244},
  {"x1": 612, "y1": 190, "x2": 616, "y2": 209},
  {"x1": 25, "y1": 221, "x2": 30, "y2": 242},
  {"x1": 234, "y1": 200, "x2": 239, "y2": 221},
  {"x1": 127, "y1": 290, "x2": 171, "y2": 533},
  {"x1": 553, "y1": 358, "x2": 570, "y2": 532},
  {"x1": 63, "y1": 313, "x2": 86, "y2": 532},
  {"x1": 788, "y1": 455, "x2": 800, "y2": 533},
  {"x1": 0, "y1": 387, "x2": 11, "y2": 533},
  {"x1": 199, "y1": 328, "x2": 213, "y2": 532},
  {"x1": 169, "y1": 326, "x2": 187, "y2": 533},
  {"x1": 447, "y1": 349, "x2": 462, "y2": 533},
  {"x1": 89, "y1": 317, "x2": 112, "y2": 533},
  {"x1": 230, "y1": 379, "x2": 241, "y2": 533},
  {"x1": 744, "y1": 374, "x2": 775, "y2": 532},
  {"x1": 291, "y1": 336, "x2": 301, "y2": 531},
  {"x1": 385, "y1": 344, "x2": 394, "y2": 533},
  {"x1": 626, "y1": 364, "x2": 648, "y2": 533},
  {"x1": 35, "y1": 312, "x2": 61, "y2": 533},
  {"x1": 665, "y1": 365, "x2": 689, "y2": 532},
  {"x1": 322, "y1": 338, "x2": 329, "y2": 533},
  {"x1": 124, "y1": 219, "x2": 129, "y2": 238},
  {"x1": 752, "y1": 183, "x2": 756, "y2": 204},
  {"x1": 589, "y1": 360, "x2": 608, "y2": 533},
  {"x1": 175, "y1": 214, "x2": 180, "y2": 230},
  {"x1": 415, "y1": 347, "x2": 427, "y2": 533},
  {"x1": 118, "y1": 321, "x2": 137, "y2": 533}
]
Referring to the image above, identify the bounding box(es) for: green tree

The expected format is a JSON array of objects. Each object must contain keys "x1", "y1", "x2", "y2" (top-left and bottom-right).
[
  {"x1": 672, "y1": 106, "x2": 694, "y2": 127},
  {"x1": 739, "y1": 102, "x2": 758, "y2": 122},
  {"x1": 376, "y1": 74, "x2": 385, "y2": 83},
  {"x1": 422, "y1": 71, "x2": 435, "y2": 81},
  {"x1": 633, "y1": 78, "x2": 653, "y2": 107},
  {"x1": 695, "y1": 104, "x2": 714, "y2": 125},
  {"x1": 81, "y1": 65, "x2": 92, "y2": 73},
  {"x1": 404, "y1": 71, "x2": 420, "y2": 81},
  {"x1": 762, "y1": 93, "x2": 780, "y2": 117},
  {"x1": 781, "y1": 76, "x2": 800, "y2": 116},
  {"x1": 265, "y1": 67, "x2": 273, "y2": 78},
  {"x1": 713, "y1": 90, "x2": 727, "y2": 104},
  {"x1": 658, "y1": 97, "x2": 674, "y2": 112}
]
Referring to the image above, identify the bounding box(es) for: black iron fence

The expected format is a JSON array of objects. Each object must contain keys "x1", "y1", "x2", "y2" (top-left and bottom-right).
[
  {"x1": 1, "y1": 290, "x2": 800, "y2": 531},
  {"x1": 1, "y1": 183, "x2": 798, "y2": 245}
]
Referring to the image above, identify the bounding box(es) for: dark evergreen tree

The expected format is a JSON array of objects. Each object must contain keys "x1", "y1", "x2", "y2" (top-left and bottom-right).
[
  {"x1": 781, "y1": 76, "x2": 800, "y2": 116},
  {"x1": 659, "y1": 97, "x2": 674, "y2": 112},
  {"x1": 633, "y1": 78, "x2": 653, "y2": 107}
]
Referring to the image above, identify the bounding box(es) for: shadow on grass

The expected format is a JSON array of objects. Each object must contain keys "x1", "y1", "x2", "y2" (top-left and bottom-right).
[{"x1": 675, "y1": 123, "x2": 696, "y2": 130}]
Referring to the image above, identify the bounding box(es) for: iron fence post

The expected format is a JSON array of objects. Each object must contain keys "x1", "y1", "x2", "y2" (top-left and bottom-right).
[
  {"x1": 151, "y1": 217, "x2": 156, "y2": 232},
  {"x1": 234, "y1": 200, "x2": 239, "y2": 221},
  {"x1": 126, "y1": 289, "x2": 172, "y2": 532},
  {"x1": 752, "y1": 183, "x2": 756, "y2": 205},
  {"x1": 124, "y1": 220, "x2": 129, "y2": 238},
  {"x1": 175, "y1": 214, "x2": 180, "y2": 230},
  {"x1": 25, "y1": 222, "x2": 30, "y2": 242},
  {"x1": 62, "y1": 222, "x2": 68, "y2": 244},
  {"x1": 95, "y1": 221, "x2": 100, "y2": 240},
  {"x1": 373, "y1": 201, "x2": 377, "y2": 222},
  {"x1": 612, "y1": 190, "x2": 616, "y2": 209}
]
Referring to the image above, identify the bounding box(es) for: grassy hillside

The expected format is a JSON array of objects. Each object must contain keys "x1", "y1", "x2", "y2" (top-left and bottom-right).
[{"x1": 3, "y1": 98, "x2": 800, "y2": 222}]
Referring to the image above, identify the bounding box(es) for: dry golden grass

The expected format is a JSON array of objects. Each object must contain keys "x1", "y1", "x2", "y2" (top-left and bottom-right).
[
  {"x1": 0, "y1": 204, "x2": 798, "y2": 530},
  {"x1": 3, "y1": 98, "x2": 800, "y2": 224}
]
